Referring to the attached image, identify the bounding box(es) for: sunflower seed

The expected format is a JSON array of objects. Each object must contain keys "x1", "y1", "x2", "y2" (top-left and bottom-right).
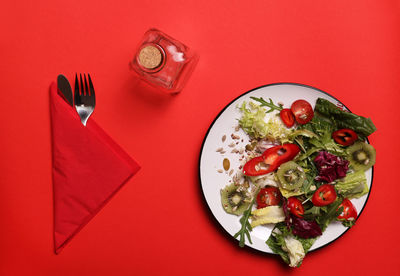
[
  {"x1": 232, "y1": 134, "x2": 240, "y2": 140},
  {"x1": 223, "y1": 158, "x2": 230, "y2": 171}
]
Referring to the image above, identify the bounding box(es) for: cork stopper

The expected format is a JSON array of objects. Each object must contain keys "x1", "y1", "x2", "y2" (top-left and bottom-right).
[{"x1": 138, "y1": 45, "x2": 163, "y2": 69}]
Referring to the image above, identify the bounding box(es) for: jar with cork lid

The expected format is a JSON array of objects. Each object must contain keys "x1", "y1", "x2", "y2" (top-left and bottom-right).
[{"x1": 130, "y1": 28, "x2": 199, "y2": 94}]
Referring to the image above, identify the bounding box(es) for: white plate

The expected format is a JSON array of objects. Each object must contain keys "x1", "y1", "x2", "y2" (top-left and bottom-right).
[{"x1": 199, "y1": 83, "x2": 373, "y2": 254}]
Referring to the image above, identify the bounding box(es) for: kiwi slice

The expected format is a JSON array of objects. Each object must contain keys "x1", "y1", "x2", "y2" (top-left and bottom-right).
[
  {"x1": 277, "y1": 161, "x2": 305, "y2": 191},
  {"x1": 220, "y1": 184, "x2": 251, "y2": 215},
  {"x1": 347, "y1": 141, "x2": 376, "y2": 171}
]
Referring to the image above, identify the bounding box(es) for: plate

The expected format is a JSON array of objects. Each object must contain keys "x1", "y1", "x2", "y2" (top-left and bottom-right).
[{"x1": 199, "y1": 83, "x2": 373, "y2": 254}]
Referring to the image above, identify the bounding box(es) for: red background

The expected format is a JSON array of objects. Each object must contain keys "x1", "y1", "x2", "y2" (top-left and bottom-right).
[{"x1": 1, "y1": 0, "x2": 399, "y2": 275}]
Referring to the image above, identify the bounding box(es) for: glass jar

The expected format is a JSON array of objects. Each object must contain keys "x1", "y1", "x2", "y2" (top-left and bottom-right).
[{"x1": 130, "y1": 28, "x2": 199, "y2": 94}]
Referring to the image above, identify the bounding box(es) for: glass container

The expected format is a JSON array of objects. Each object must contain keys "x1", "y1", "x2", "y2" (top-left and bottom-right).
[{"x1": 130, "y1": 28, "x2": 199, "y2": 94}]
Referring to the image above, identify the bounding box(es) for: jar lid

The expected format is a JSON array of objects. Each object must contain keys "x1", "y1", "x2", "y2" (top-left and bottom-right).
[{"x1": 138, "y1": 45, "x2": 163, "y2": 69}]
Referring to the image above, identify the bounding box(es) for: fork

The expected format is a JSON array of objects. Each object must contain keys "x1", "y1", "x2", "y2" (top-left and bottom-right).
[{"x1": 74, "y1": 73, "x2": 96, "y2": 126}]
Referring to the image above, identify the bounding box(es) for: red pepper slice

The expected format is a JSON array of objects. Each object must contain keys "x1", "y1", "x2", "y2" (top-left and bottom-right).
[
  {"x1": 337, "y1": 198, "x2": 358, "y2": 221},
  {"x1": 287, "y1": 196, "x2": 304, "y2": 218},
  {"x1": 242, "y1": 156, "x2": 267, "y2": 176},
  {"x1": 280, "y1": 108, "x2": 295, "y2": 128},
  {"x1": 311, "y1": 184, "x2": 337, "y2": 206},
  {"x1": 243, "y1": 144, "x2": 300, "y2": 176},
  {"x1": 332, "y1": 129, "x2": 358, "y2": 146}
]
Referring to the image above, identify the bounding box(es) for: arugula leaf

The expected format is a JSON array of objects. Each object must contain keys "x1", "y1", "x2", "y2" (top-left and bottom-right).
[
  {"x1": 302, "y1": 173, "x2": 316, "y2": 196},
  {"x1": 316, "y1": 199, "x2": 344, "y2": 231},
  {"x1": 297, "y1": 113, "x2": 345, "y2": 159},
  {"x1": 341, "y1": 219, "x2": 356, "y2": 228},
  {"x1": 303, "y1": 206, "x2": 323, "y2": 220},
  {"x1": 297, "y1": 147, "x2": 320, "y2": 161},
  {"x1": 250, "y1": 97, "x2": 283, "y2": 113},
  {"x1": 300, "y1": 112, "x2": 334, "y2": 136},
  {"x1": 233, "y1": 194, "x2": 257, "y2": 247},
  {"x1": 314, "y1": 98, "x2": 376, "y2": 137},
  {"x1": 308, "y1": 130, "x2": 346, "y2": 157},
  {"x1": 289, "y1": 129, "x2": 319, "y2": 140}
]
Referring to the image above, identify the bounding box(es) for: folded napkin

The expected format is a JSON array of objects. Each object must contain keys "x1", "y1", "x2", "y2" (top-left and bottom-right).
[{"x1": 49, "y1": 82, "x2": 140, "y2": 254}]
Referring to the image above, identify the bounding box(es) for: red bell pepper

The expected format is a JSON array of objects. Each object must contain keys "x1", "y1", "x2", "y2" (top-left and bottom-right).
[
  {"x1": 332, "y1": 128, "x2": 358, "y2": 146},
  {"x1": 311, "y1": 184, "x2": 337, "y2": 206},
  {"x1": 243, "y1": 143, "x2": 300, "y2": 176}
]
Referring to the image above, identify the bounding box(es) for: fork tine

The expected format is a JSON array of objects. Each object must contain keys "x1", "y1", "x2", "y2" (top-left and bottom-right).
[
  {"x1": 79, "y1": 74, "x2": 84, "y2": 95},
  {"x1": 88, "y1": 74, "x2": 95, "y2": 97},
  {"x1": 74, "y1": 73, "x2": 80, "y2": 105},
  {"x1": 84, "y1": 74, "x2": 89, "y2": 95}
]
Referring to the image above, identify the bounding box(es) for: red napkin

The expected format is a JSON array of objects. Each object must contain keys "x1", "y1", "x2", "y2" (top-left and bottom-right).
[{"x1": 49, "y1": 82, "x2": 140, "y2": 254}]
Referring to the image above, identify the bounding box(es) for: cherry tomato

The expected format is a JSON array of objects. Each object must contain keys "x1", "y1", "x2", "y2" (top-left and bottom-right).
[
  {"x1": 291, "y1": 100, "x2": 314, "y2": 125},
  {"x1": 337, "y1": 198, "x2": 358, "y2": 221},
  {"x1": 287, "y1": 197, "x2": 304, "y2": 217},
  {"x1": 256, "y1": 186, "x2": 282, "y2": 209},
  {"x1": 280, "y1": 108, "x2": 295, "y2": 128},
  {"x1": 332, "y1": 129, "x2": 358, "y2": 146},
  {"x1": 312, "y1": 184, "x2": 337, "y2": 206},
  {"x1": 243, "y1": 144, "x2": 300, "y2": 176}
]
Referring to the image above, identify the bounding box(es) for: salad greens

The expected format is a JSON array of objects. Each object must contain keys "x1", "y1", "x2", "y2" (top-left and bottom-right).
[
  {"x1": 249, "y1": 97, "x2": 283, "y2": 113},
  {"x1": 233, "y1": 193, "x2": 257, "y2": 247},
  {"x1": 314, "y1": 98, "x2": 376, "y2": 138},
  {"x1": 238, "y1": 101, "x2": 292, "y2": 141},
  {"x1": 335, "y1": 170, "x2": 369, "y2": 199},
  {"x1": 222, "y1": 96, "x2": 376, "y2": 267},
  {"x1": 250, "y1": 205, "x2": 285, "y2": 227}
]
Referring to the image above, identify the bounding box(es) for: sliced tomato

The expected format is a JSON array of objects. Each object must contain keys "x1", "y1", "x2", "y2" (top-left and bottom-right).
[
  {"x1": 337, "y1": 198, "x2": 358, "y2": 221},
  {"x1": 287, "y1": 196, "x2": 304, "y2": 217},
  {"x1": 280, "y1": 108, "x2": 295, "y2": 128},
  {"x1": 243, "y1": 144, "x2": 300, "y2": 176},
  {"x1": 311, "y1": 184, "x2": 337, "y2": 206},
  {"x1": 291, "y1": 99, "x2": 314, "y2": 125},
  {"x1": 332, "y1": 129, "x2": 358, "y2": 146},
  {"x1": 256, "y1": 186, "x2": 282, "y2": 209}
]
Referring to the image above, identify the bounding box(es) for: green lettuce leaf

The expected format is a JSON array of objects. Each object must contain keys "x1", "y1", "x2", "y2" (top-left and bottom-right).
[
  {"x1": 238, "y1": 101, "x2": 268, "y2": 139},
  {"x1": 301, "y1": 111, "x2": 335, "y2": 136},
  {"x1": 266, "y1": 224, "x2": 291, "y2": 265},
  {"x1": 308, "y1": 129, "x2": 346, "y2": 157},
  {"x1": 297, "y1": 112, "x2": 345, "y2": 157},
  {"x1": 314, "y1": 98, "x2": 376, "y2": 137},
  {"x1": 295, "y1": 236, "x2": 317, "y2": 254},
  {"x1": 335, "y1": 170, "x2": 369, "y2": 199},
  {"x1": 238, "y1": 101, "x2": 292, "y2": 140},
  {"x1": 266, "y1": 223, "x2": 316, "y2": 267}
]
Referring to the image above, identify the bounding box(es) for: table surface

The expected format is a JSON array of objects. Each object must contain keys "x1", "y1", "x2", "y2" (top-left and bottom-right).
[{"x1": 1, "y1": 0, "x2": 400, "y2": 275}]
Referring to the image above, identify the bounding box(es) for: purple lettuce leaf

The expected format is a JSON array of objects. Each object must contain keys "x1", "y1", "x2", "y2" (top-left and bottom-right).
[
  {"x1": 314, "y1": 151, "x2": 349, "y2": 183},
  {"x1": 291, "y1": 216, "x2": 322, "y2": 238},
  {"x1": 282, "y1": 199, "x2": 322, "y2": 239}
]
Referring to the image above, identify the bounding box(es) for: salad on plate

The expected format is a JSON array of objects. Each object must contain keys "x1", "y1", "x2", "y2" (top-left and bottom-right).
[{"x1": 219, "y1": 96, "x2": 376, "y2": 267}]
